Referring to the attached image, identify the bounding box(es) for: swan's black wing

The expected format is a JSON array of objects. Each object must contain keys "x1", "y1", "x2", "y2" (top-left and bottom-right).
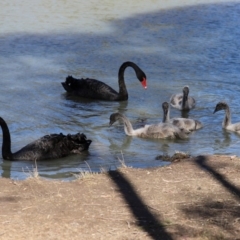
[
  {"x1": 62, "y1": 76, "x2": 120, "y2": 101},
  {"x1": 13, "y1": 133, "x2": 92, "y2": 161}
]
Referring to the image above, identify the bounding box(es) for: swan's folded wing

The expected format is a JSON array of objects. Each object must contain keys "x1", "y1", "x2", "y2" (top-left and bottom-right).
[
  {"x1": 145, "y1": 123, "x2": 180, "y2": 138},
  {"x1": 14, "y1": 134, "x2": 68, "y2": 160},
  {"x1": 149, "y1": 123, "x2": 189, "y2": 139},
  {"x1": 15, "y1": 133, "x2": 91, "y2": 160},
  {"x1": 74, "y1": 78, "x2": 119, "y2": 100},
  {"x1": 188, "y1": 96, "x2": 196, "y2": 108},
  {"x1": 170, "y1": 94, "x2": 183, "y2": 109},
  {"x1": 227, "y1": 123, "x2": 240, "y2": 132},
  {"x1": 171, "y1": 118, "x2": 202, "y2": 131},
  {"x1": 170, "y1": 93, "x2": 182, "y2": 104}
]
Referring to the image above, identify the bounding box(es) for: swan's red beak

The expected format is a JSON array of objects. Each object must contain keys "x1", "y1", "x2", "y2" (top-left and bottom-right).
[{"x1": 141, "y1": 78, "x2": 147, "y2": 89}]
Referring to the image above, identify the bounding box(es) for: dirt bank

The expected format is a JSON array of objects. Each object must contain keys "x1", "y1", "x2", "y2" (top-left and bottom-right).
[{"x1": 0, "y1": 155, "x2": 240, "y2": 240}]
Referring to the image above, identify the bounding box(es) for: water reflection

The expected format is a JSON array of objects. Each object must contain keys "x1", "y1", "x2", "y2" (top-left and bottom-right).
[
  {"x1": 1, "y1": 161, "x2": 11, "y2": 178},
  {"x1": 108, "y1": 135, "x2": 133, "y2": 151},
  {"x1": 214, "y1": 130, "x2": 233, "y2": 151},
  {"x1": 1, "y1": 1, "x2": 240, "y2": 179}
]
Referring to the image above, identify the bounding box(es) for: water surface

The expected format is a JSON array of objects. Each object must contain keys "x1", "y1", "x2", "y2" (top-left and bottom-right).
[{"x1": 1, "y1": 0, "x2": 240, "y2": 180}]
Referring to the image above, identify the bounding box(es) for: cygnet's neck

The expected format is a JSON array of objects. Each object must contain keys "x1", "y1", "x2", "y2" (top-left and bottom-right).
[
  {"x1": 118, "y1": 115, "x2": 134, "y2": 136},
  {"x1": 222, "y1": 105, "x2": 231, "y2": 128},
  {"x1": 162, "y1": 102, "x2": 171, "y2": 123},
  {"x1": 182, "y1": 92, "x2": 189, "y2": 109}
]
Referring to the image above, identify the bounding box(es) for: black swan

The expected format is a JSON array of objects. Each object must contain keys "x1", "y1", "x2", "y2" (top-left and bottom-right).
[
  {"x1": 214, "y1": 102, "x2": 240, "y2": 133},
  {"x1": 162, "y1": 102, "x2": 202, "y2": 131},
  {"x1": 0, "y1": 117, "x2": 92, "y2": 161},
  {"x1": 170, "y1": 86, "x2": 196, "y2": 111},
  {"x1": 109, "y1": 112, "x2": 188, "y2": 139},
  {"x1": 61, "y1": 61, "x2": 147, "y2": 101}
]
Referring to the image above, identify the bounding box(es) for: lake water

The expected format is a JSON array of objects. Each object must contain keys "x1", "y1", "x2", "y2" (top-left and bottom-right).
[{"x1": 1, "y1": 0, "x2": 240, "y2": 180}]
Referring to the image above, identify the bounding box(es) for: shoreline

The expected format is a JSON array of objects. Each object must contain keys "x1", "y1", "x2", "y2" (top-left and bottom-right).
[{"x1": 1, "y1": 154, "x2": 240, "y2": 239}]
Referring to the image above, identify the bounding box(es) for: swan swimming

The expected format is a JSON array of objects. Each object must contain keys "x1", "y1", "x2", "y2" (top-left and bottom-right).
[
  {"x1": 213, "y1": 102, "x2": 240, "y2": 133},
  {"x1": 109, "y1": 112, "x2": 189, "y2": 139},
  {"x1": 162, "y1": 102, "x2": 202, "y2": 131},
  {"x1": 170, "y1": 85, "x2": 196, "y2": 111},
  {"x1": 0, "y1": 117, "x2": 92, "y2": 161},
  {"x1": 62, "y1": 61, "x2": 147, "y2": 101}
]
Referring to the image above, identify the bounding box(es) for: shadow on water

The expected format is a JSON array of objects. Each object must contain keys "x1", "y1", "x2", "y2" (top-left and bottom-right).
[
  {"x1": 1, "y1": 2, "x2": 240, "y2": 78},
  {"x1": 1, "y1": 2, "x2": 240, "y2": 179}
]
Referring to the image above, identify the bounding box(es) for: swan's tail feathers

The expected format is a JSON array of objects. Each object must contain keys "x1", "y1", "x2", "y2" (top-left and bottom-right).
[
  {"x1": 66, "y1": 75, "x2": 79, "y2": 83},
  {"x1": 67, "y1": 133, "x2": 92, "y2": 153},
  {"x1": 195, "y1": 120, "x2": 203, "y2": 130}
]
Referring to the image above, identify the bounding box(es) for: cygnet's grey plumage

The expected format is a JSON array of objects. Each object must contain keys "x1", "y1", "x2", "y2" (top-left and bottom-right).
[
  {"x1": 109, "y1": 112, "x2": 188, "y2": 139},
  {"x1": 61, "y1": 61, "x2": 147, "y2": 101},
  {"x1": 162, "y1": 102, "x2": 202, "y2": 131},
  {"x1": 213, "y1": 102, "x2": 240, "y2": 133},
  {"x1": 170, "y1": 86, "x2": 196, "y2": 111},
  {"x1": 0, "y1": 117, "x2": 92, "y2": 161}
]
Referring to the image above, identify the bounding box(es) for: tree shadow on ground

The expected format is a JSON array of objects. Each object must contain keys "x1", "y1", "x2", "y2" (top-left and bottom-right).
[
  {"x1": 108, "y1": 170, "x2": 173, "y2": 240},
  {"x1": 196, "y1": 155, "x2": 240, "y2": 200},
  {"x1": 181, "y1": 198, "x2": 240, "y2": 239},
  {"x1": 179, "y1": 155, "x2": 240, "y2": 239}
]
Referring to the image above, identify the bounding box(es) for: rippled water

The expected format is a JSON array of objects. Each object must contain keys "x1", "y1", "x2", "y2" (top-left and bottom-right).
[{"x1": 1, "y1": 1, "x2": 240, "y2": 180}]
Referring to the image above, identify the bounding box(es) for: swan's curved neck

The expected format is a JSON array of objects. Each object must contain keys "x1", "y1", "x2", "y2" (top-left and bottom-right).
[
  {"x1": 162, "y1": 106, "x2": 170, "y2": 123},
  {"x1": 182, "y1": 92, "x2": 189, "y2": 109},
  {"x1": 0, "y1": 117, "x2": 13, "y2": 160},
  {"x1": 223, "y1": 106, "x2": 231, "y2": 127},
  {"x1": 118, "y1": 62, "x2": 140, "y2": 99},
  {"x1": 118, "y1": 115, "x2": 134, "y2": 136}
]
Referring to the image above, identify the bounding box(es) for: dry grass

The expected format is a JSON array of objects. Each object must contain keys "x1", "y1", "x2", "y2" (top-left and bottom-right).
[
  {"x1": 0, "y1": 155, "x2": 240, "y2": 240},
  {"x1": 73, "y1": 152, "x2": 128, "y2": 180}
]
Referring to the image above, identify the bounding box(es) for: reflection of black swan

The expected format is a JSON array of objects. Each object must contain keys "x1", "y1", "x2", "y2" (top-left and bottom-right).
[
  {"x1": 0, "y1": 117, "x2": 92, "y2": 161},
  {"x1": 61, "y1": 61, "x2": 147, "y2": 101}
]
